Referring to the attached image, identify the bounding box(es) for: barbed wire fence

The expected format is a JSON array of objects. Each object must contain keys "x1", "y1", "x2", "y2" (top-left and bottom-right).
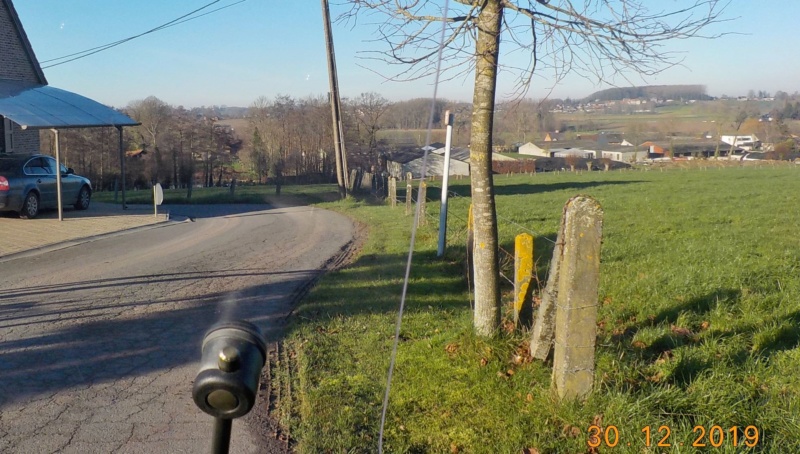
[{"x1": 382, "y1": 174, "x2": 561, "y2": 322}]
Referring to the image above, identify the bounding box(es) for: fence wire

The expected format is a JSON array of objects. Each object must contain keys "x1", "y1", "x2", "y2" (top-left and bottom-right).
[{"x1": 398, "y1": 182, "x2": 554, "y2": 292}]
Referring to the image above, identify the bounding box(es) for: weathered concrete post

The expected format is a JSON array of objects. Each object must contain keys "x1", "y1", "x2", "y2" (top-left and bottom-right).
[
  {"x1": 389, "y1": 177, "x2": 397, "y2": 207},
  {"x1": 514, "y1": 233, "x2": 534, "y2": 326},
  {"x1": 405, "y1": 183, "x2": 412, "y2": 216},
  {"x1": 529, "y1": 218, "x2": 564, "y2": 360},
  {"x1": 551, "y1": 195, "x2": 603, "y2": 401},
  {"x1": 418, "y1": 181, "x2": 427, "y2": 226}
]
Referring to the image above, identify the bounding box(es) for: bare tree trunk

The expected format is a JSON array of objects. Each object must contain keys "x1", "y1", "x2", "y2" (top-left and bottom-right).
[{"x1": 470, "y1": 0, "x2": 502, "y2": 336}]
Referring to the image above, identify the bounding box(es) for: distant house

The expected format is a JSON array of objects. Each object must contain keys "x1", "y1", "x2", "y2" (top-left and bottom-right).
[
  {"x1": 518, "y1": 142, "x2": 550, "y2": 157},
  {"x1": 641, "y1": 141, "x2": 666, "y2": 155},
  {"x1": 720, "y1": 135, "x2": 760, "y2": 151},
  {"x1": 601, "y1": 148, "x2": 648, "y2": 162}
]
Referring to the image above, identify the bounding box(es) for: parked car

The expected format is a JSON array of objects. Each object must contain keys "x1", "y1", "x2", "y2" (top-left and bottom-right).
[{"x1": 0, "y1": 153, "x2": 92, "y2": 219}]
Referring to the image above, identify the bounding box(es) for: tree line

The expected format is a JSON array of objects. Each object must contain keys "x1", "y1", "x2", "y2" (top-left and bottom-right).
[{"x1": 35, "y1": 91, "x2": 563, "y2": 192}]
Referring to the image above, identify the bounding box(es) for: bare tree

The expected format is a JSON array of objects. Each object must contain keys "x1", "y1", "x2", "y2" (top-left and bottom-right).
[
  {"x1": 353, "y1": 92, "x2": 392, "y2": 152},
  {"x1": 342, "y1": 0, "x2": 730, "y2": 335},
  {"x1": 127, "y1": 96, "x2": 173, "y2": 184}
]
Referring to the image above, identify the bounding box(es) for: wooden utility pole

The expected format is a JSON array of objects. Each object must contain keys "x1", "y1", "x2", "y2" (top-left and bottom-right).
[{"x1": 321, "y1": 0, "x2": 348, "y2": 198}]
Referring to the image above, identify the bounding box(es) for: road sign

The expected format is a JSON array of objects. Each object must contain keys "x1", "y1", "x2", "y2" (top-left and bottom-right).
[{"x1": 154, "y1": 183, "x2": 164, "y2": 206}]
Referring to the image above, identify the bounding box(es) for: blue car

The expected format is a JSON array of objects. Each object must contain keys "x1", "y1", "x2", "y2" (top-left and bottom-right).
[{"x1": 0, "y1": 153, "x2": 92, "y2": 219}]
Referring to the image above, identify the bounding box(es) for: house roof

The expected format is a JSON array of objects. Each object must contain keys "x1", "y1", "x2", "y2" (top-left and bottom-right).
[
  {"x1": 0, "y1": 1, "x2": 137, "y2": 130},
  {"x1": 0, "y1": 79, "x2": 139, "y2": 129},
  {"x1": 386, "y1": 149, "x2": 425, "y2": 164},
  {"x1": 2, "y1": 0, "x2": 46, "y2": 85}
]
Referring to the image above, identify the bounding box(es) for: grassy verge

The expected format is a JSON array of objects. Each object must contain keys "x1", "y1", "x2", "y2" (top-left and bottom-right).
[
  {"x1": 92, "y1": 183, "x2": 341, "y2": 206},
  {"x1": 276, "y1": 164, "x2": 800, "y2": 452}
]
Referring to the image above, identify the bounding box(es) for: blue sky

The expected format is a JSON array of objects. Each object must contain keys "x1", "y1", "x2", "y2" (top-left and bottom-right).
[{"x1": 13, "y1": 0, "x2": 800, "y2": 108}]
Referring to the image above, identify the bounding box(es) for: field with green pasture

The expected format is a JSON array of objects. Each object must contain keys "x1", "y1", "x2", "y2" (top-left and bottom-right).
[{"x1": 273, "y1": 163, "x2": 800, "y2": 453}]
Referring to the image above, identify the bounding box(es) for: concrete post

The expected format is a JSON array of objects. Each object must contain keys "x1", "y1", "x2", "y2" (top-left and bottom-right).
[
  {"x1": 418, "y1": 181, "x2": 427, "y2": 226},
  {"x1": 514, "y1": 233, "x2": 534, "y2": 326},
  {"x1": 389, "y1": 177, "x2": 397, "y2": 207},
  {"x1": 405, "y1": 181, "x2": 412, "y2": 216},
  {"x1": 551, "y1": 196, "x2": 603, "y2": 401},
  {"x1": 529, "y1": 218, "x2": 564, "y2": 361}
]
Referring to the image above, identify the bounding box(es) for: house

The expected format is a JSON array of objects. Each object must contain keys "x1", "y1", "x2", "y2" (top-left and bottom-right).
[
  {"x1": 601, "y1": 147, "x2": 648, "y2": 162},
  {"x1": 0, "y1": 0, "x2": 47, "y2": 154},
  {"x1": 0, "y1": 0, "x2": 138, "y2": 210},
  {"x1": 641, "y1": 141, "x2": 666, "y2": 155},
  {"x1": 720, "y1": 135, "x2": 760, "y2": 151},
  {"x1": 518, "y1": 142, "x2": 550, "y2": 157}
]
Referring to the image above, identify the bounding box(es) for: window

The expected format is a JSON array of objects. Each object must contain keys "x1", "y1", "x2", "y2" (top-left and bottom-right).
[{"x1": 24, "y1": 157, "x2": 51, "y2": 176}]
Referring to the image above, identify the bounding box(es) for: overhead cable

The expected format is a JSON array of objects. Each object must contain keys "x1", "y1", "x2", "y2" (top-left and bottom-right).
[{"x1": 41, "y1": 0, "x2": 247, "y2": 68}]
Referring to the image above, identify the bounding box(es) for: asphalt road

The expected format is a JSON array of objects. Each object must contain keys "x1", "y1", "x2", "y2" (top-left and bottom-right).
[{"x1": 0, "y1": 203, "x2": 355, "y2": 453}]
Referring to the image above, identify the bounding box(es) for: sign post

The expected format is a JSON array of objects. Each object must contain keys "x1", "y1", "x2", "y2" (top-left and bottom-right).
[
  {"x1": 437, "y1": 111, "x2": 454, "y2": 256},
  {"x1": 153, "y1": 183, "x2": 164, "y2": 218}
]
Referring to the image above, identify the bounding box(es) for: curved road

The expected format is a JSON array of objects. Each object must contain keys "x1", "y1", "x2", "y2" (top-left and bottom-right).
[{"x1": 0, "y1": 204, "x2": 355, "y2": 453}]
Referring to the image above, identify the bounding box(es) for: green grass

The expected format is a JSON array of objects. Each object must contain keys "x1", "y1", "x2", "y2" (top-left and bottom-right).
[{"x1": 275, "y1": 164, "x2": 800, "y2": 453}]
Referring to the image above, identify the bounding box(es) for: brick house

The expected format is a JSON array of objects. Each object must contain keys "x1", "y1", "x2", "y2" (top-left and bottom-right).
[
  {"x1": 0, "y1": 0, "x2": 47, "y2": 153},
  {"x1": 1, "y1": 0, "x2": 138, "y2": 210}
]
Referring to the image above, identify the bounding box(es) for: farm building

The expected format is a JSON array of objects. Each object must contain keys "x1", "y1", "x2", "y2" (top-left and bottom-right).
[
  {"x1": 518, "y1": 142, "x2": 550, "y2": 157},
  {"x1": 385, "y1": 149, "x2": 470, "y2": 179}
]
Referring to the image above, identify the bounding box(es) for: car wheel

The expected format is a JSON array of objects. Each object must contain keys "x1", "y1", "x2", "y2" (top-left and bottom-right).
[
  {"x1": 20, "y1": 192, "x2": 39, "y2": 219},
  {"x1": 74, "y1": 186, "x2": 91, "y2": 210}
]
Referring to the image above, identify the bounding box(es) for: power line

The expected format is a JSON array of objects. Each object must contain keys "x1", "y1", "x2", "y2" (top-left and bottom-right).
[{"x1": 41, "y1": 0, "x2": 247, "y2": 69}]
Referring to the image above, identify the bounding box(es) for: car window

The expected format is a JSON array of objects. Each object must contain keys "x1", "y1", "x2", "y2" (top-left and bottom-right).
[
  {"x1": 23, "y1": 157, "x2": 51, "y2": 176},
  {"x1": 44, "y1": 157, "x2": 59, "y2": 175}
]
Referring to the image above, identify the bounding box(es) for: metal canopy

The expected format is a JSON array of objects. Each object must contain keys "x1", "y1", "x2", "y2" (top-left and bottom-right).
[{"x1": 0, "y1": 78, "x2": 138, "y2": 129}]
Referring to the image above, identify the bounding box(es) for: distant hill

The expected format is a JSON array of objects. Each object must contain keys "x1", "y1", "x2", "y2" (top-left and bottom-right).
[{"x1": 584, "y1": 85, "x2": 712, "y2": 102}]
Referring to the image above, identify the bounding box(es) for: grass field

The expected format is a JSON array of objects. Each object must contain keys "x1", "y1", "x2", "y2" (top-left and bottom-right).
[{"x1": 272, "y1": 164, "x2": 800, "y2": 453}]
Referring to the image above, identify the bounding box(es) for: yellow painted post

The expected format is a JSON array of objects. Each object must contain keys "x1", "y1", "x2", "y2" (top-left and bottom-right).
[
  {"x1": 514, "y1": 233, "x2": 534, "y2": 326},
  {"x1": 466, "y1": 204, "x2": 474, "y2": 288}
]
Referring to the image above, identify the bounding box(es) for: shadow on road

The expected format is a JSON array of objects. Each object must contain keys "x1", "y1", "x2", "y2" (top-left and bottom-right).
[{"x1": 0, "y1": 268, "x2": 318, "y2": 407}]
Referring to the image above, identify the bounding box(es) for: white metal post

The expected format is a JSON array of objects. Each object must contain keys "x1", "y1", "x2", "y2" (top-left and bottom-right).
[
  {"x1": 437, "y1": 111, "x2": 454, "y2": 256},
  {"x1": 52, "y1": 128, "x2": 63, "y2": 221}
]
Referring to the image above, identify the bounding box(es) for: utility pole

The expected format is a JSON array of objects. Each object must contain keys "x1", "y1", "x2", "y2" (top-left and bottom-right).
[{"x1": 321, "y1": 0, "x2": 348, "y2": 198}]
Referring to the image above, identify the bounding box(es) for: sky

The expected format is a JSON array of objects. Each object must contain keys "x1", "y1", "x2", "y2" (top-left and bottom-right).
[{"x1": 12, "y1": 0, "x2": 800, "y2": 109}]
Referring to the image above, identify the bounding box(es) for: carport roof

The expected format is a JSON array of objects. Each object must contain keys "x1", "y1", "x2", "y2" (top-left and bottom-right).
[{"x1": 0, "y1": 78, "x2": 139, "y2": 129}]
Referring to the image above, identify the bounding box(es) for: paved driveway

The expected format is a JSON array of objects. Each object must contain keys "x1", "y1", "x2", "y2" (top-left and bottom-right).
[{"x1": 0, "y1": 202, "x2": 169, "y2": 259}]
